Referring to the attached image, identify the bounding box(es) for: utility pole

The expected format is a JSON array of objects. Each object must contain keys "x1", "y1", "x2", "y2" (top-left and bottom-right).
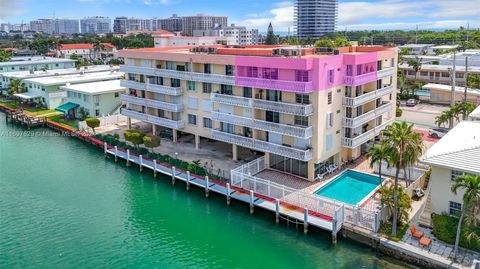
[
  {"x1": 464, "y1": 56, "x2": 469, "y2": 103},
  {"x1": 415, "y1": 25, "x2": 418, "y2": 44},
  {"x1": 448, "y1": 51, "x2": 457, "y2": 129}
]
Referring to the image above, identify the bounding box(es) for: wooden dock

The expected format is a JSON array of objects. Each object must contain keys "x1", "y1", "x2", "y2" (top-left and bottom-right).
[{"x1": 5, "y1": 110, "x2": 47, "y2": 128}]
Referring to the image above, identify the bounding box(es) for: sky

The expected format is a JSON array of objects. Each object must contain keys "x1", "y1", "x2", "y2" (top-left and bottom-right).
[{"x1": 0, "y1": 0, "x2": 479, "y2": 32}]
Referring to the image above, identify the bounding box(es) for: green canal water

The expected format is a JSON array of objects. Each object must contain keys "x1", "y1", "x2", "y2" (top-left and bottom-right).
[{"x1": 0, "y1": 114, "x2": 411, "y2": 269}]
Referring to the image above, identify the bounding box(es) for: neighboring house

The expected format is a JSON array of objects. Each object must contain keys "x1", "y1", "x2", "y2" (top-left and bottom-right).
[
  {"x1": 19, "y1": 70, "x2": 124, "y2": 109},
  {"x1": 0, "y1": 56, "x2": 75, "y2": 73},
  {"x1": 469, "y1": 105, "x2": 480, "y2": 121},
  {"x1": 153, "y1": 30, "x2": 234, "y2": 48},
  {"x1": 421, "y1": 120, "x2": 480, "y2": 216},
  {"x1": 0, "y1": 65, "x2": 119, "y2": 94},
  {"x1": 421, "y1": 83, "x2": 480, "y2": 105},
  {"x1": 61, "y1": 80, "x2": 126, "y2": 117},
  {"x1": 117, "y1": 45, "x2": 397, "y2": 181},
  {"x1": 399, "y1": 63, "x2": 480, "y2": 87},
  {"x1": 56, "y1": 43, "x2": 117, "y2": 60},
  {"x1": 399, "y1": 44, "x2": 435, "y2": 55}
]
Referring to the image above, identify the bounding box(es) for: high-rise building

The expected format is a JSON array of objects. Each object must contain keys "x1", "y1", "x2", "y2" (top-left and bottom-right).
[
  {"x1": 30, "y1": 19, "x2": 54, "y2": 34},
  {"x1": 193, "y1": 24, "x2": 259, "y2": 45},
  {"x1": 53, "y1": 19, "x2": 80, "y2": 35},
  {"x1": 294, "y1": 0, "x2": 338, "y2": 39},
  {"x1": 113, "y1": 17, "x2": 156, "y2": 34},
  {"x1": 117, "y1": 45, "x2": 397, "y2": 181},
  {"x1": 80, "y1": 16, "x2": 111, "y2": 34},
  {"x1": 181, "y1": 14, "x2": 227, "y2": 36},
  {"x1": 10, "y1": 23, "x2": 30, "y2": 32},
  {"x1": 0, "y1": 23, "x2": 10, "y2": 32},
  {"x1": 158, "y1": 14, "x2": 184, "y2": 33}
]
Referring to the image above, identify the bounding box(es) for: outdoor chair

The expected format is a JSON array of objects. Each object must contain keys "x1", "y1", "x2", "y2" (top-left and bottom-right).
[
  {"x1": 419, "y1": 236, "x2": 432, "y2": 250},
  {"x1": 414, "y1": 188, "x2": 425, "y2": 198},
  {"x1": 410, "y1": 224, "x2": 424, "y2": 239}
]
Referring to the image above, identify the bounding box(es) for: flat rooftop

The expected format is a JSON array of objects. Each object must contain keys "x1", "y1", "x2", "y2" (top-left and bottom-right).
[
  {"x1": 60, "y1": 80, "x2": 126, "y2": 95},
  {"x1": 0, "y1": 65, "x2": 119, "y2": 79},
  {"x1": 0, "y1": 56, "x2": 75, "y2": 67},
  {"x1": 399, "y1": 63, "x2": 480, "y2": 72},
  {"x1": 24, "y1": 70, "x2": 124, "y2": 86},
  {"x1": 422, "y1": 83, "x2": 480, "y2": 96}
]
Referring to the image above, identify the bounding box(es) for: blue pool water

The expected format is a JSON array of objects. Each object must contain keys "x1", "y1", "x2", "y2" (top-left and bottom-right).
[
  {"x1": 415, "y1": 90, "x2": 431, "y2": 97},
  {"x1": 314, "y1": 170, "x2": 381, "y2": 205}
]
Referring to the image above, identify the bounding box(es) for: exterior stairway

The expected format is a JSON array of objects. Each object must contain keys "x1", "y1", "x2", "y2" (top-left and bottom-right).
[{"x1": 418, "y1": 190, "x2": 432, "y2": 228}]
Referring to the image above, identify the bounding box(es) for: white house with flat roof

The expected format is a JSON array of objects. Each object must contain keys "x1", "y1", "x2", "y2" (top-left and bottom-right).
[
  {"x1": 61, "y1": 80, "x2": 126, "y2": 117},
  {"x1": 20, "y1": 70, "x2": 124, "y2": 109},
  {"x1": 0, "y1": 56, "x2": 75, "y2": 73},
  {"x1": 422, "y1": 83, "x2": 480, "y2": 105},
  {"x1": 469, "y1": 105, "x2": 480, "y2": 121},
  {"x1": 0, "y1": 65, "x2": 119, "y2": 94},
  {"x1": 399, "y1": 44, "x2": 435, "y2": 55},
  {"x1": 421, "y1": 121, "x2": 480, "y2": 217}
]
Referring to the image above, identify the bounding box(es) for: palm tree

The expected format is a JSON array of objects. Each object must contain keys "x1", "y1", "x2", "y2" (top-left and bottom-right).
[
  {"x1": 366, "y1": 145, "x2": 391, "y2": 185},
  {"x1": 0, "y1": 49, "x2": 12, "y2": 62},
  {"x1": 7, "y1": 79, "x2": 27, "y2": 95},
  {"x1": 407, "y1": 57, "x2": 422, "y2": 96},
  {"x1": 379, "y1": 184, "x2": 412, "y2": 225},
  {"x1": 92, "y1": 40, "x2": 106, "y2": 62},
  {"x1": 381, "y1": 121, "x2": 424, "y2": 236},
  {"x1": 451, "y1": 174, "x2": 480, "y2": 260},
  {"x1": 457, "y1": 102, "x2": 476, "y2": 120}
]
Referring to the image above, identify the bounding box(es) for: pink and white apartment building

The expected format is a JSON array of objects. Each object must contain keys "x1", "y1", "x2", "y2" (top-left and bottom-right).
[{"x1": 117, "y1": 45, "x2": 397, "y2": 181}]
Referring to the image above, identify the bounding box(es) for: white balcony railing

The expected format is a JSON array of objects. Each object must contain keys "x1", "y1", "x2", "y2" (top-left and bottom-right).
[
  {"x1": 210, "y1": 93, "x2": 252, "y2": 107},
  {"x1": 254, "y1": 140, "x2": 313, "y2": 161},
  {"x1": 377, "y1": 67, "x2": 395, "y2": 79},
  {"x1": 120, "y1": 65, "x2": 235, "y2": 85},
  {"x1": 253, "y1": 99, "x2": 314, "y2": 116},
  {"x1": 121, "y1": 94, "x2": 183, "y2": 112},
  {"x1": 121, "y1": 109, "x2": 184, "y2": 129},
  {"x1": 236, "y1": 76, "x2": 314, "y2": 93},
  {"x1": 342, "y1": 118, "x2": 395, "y2": 148},
  {"x1": 343, "y1": 85, "x2": 394, "y2": 107},
  {"x1": 211, "y1": 129, "x2": 254, "y2": 148},
  {"x1": 211, "y1": 111, "x2": 313, "y2": 138},
  {"x1": 120, "y1": 80, "x2": 183, "y2": 96},
  {"x1": 343, "y1": 102, "x2": 393, "y2": 128}
]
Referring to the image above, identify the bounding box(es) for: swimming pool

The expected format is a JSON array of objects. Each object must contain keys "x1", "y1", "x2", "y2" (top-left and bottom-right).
[{"x1": 314, "y1": 170, "x2": 381, "y2": 205}]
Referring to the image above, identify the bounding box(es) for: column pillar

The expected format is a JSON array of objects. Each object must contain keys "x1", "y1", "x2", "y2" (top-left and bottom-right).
[
  {"x1": 232, "y1": 144, "x2": 238, "y2": 161},
  {"x1": 264, "y1": 152, "x2": 270, "y2": 167},
  {"x1": 127, "y1": 117, "x2": 131, "y2": 129},
  {"x1": 152, "y1": 124, "x2": 157, "y2": 136},
  {"x1": 172, "y1": 129, "x2": 178, "y2": 143},
  {"x1": 195, "y1": 134, "x2": 200, "y2": 150}
]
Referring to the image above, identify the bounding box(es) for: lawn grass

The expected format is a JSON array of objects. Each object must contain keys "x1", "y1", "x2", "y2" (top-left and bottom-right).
[
  {"x1": 48, "y1": 114, "x2": 78, "y2": 129},
  {"x1": 432, "y1": 213, "x2": 480, "y2": 252},
  {"x1": 0, "y1": 100, "x2": 19, "y2": 109},
  {"x1": 379, "y1": 222, "x2": 408, "y2": 242},
  {"x1": 25, "y1": 109, "x2": 56, "y2": 116}
]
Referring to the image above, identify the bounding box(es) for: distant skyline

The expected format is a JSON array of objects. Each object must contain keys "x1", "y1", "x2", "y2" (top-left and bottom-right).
[{"x1": 1, "y1": 0, "x2": 479, "y2": 31}]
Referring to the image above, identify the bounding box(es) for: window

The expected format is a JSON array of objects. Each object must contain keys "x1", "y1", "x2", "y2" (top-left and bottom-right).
[
  {"x1": 266, "y1": 111, "x2": 280, "y2": 123},
  {"x1": 294, "y1": 115, "x2": 308, "y2": 127},
  {"x1": 456, "y1": 73, "x2": 464, "y2": 78},
  {"x1": 93, "y1": 95, "x2": 100, "y2": 106},
  {"x1": 449, "y1": 201, "x2": 462, "y2": 216},
  {"x1": 187, "y1": 81, "x2": 196, "y2": 91},
  {"x1": 327, "y1": 92, "x2": 332, "y2": 104},
  {"x1": 295, "y1": 70, "x2": 309, "y2": 82},
  {"x1": 202, "y1": 82, "x2": 212, "y2": 93},
  {"x1": 95, "y1": 109, "x2": 100, "y2": 116},
  {"x1": 262, "y1": 68, "x2": 278, "y2": 79},
  {"x1": 296, "y1": 94, "x2": 309, "y2": 104},
  {"x1": 204, "y1": 64, "x2": 211, "y2": 74},
  {"x1": 246, "y1": 66, "x2": 258, "y2": 77},
  {"x1": 328, "y1": 69, "x2": 334, "y2": 84},
  {"x1": 326, "y1": 134, "x2": 333, "y2": 151},
  {"x1": 171, "y1": 78, "x2": 180, "y2": 87},
  {"x1": 202, "y1": 99, "x2": 212, "y2": 112},
  {"x1": 243, "y1": 87, "x2": 252, "y2": 98},
  {"x1": 441, "y1": 72, "x2": 450, "y2": 78},
  {"x1": 326, "y1": 112, "x2": 333, "y2": 128},
  {"x1": 407, "y1": 70, "x2": 416, "y2": 76},
  {"x1": 114, "y1": 92, "x2": 119, "y2": 98},
  {"x1": 166, "y1": 61, "x2": 176, "y2": 70},
  {"x1": 203, "y1": 117, "x2": 212, "y2": 128},
  {"x1": 188, "y1": 114, "x2": 197, "y2": 125},
  {"x1": 187, "y1": 97, "x2": 198, "y2": 109},
  {"x1": 420, "y1": 71, "x2": 428, "y2": 76},
  {"x1": 451, "y1": 170, "x2": 463, "y2": 181},
  {"x1": 225, "y1": 65, "x2": 234, "y2": 76},
  {"x1": 220, "y1": 84, "x2": 232, "y2": 95}
]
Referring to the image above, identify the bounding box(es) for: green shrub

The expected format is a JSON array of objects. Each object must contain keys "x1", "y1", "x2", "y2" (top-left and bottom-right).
[
  {"x1": 432, "y1": 214, "x2": 480, "y2": 252},
  {"x1": 396, "y1": 107, "x2": 403, "y2": 117},
  {"x1": 85, "y1": 117, "x2": 100, "y2": 134},
  {"x1": 124, "y1": 129, "x2": 145, "y2": 149}
]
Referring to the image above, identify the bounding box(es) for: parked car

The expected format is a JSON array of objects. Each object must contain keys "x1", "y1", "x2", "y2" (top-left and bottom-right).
[
  {"x1": 428, "y1": 127, "x2": 449, "y2": 138},
  {"x1": 406, "y1": 99, "x2": 417, "y2": 107}
]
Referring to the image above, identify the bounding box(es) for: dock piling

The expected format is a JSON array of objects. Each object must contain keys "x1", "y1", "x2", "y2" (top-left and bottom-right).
[
  {"x1": 249, "y1": 190, "x2": 254, "y2": 214},
  {"x1": 172, "y1": 167, "x2": 176, "y2": 185},
  {"x1": 126, "y1": 150, "x2": 130, "y2": 166},
  {"x1": 226, "y1": 183, "x2": 231, "y2": 205},
  {"x1": 114, "y1": 146, "x2": 118, "y2": 162},
  {"x1": 139, "y1": 155, "x2": 143, "y2": 172},
  {"x1": 186, "y1": 171, "x2": 190, "y2": 190},
  {"x1": 153, "y1": 160, "x2": 157, "y2": 177},
  {"x1": 205, "y1": 176, "x2": 209, "y2": 198},
  {"x1": 103, "y1": 142, "x2": 107, "y2": 157},
  {"x1": 275, "y1": 199, "x2": 280, "y2": 223},
  {"x1": 303, "y1": 208, "x2": 309, "y2": 234}
]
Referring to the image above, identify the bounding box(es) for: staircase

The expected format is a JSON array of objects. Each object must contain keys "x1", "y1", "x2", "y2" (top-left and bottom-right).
[
  {"x1": 109, "y1": 103, "x2": 123, "y2": 115},
  {"x1": 418, "y1": 190, "x2": 432, "y2": 228}
]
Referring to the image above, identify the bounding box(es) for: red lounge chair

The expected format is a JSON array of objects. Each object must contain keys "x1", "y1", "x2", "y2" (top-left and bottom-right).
[
  {"x1": 419, "y1": 237, "x2": 432, "y2": 249},
  {"x1": 410, "y1": 224, "x2": 424, "y2": 239}
]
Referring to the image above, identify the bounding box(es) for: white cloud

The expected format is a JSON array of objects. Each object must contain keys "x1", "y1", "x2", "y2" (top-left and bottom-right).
[
  {"x1": 340, "y1": 20, "x2": 480, "y2": 31},
  {"x1": 235, "y1": 1, "x2": 294, "y2": 31},
  {"x1": 0, "y1": 0, "x2": 26, "y2": 21}
]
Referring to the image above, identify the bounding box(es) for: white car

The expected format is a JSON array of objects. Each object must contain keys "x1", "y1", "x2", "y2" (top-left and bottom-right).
[
  {"x1": 428, "y1": 128, "x2": 449, "y2": 138},
  {"x1": 406, "y1": 99, "x2": 417, "y2": 107}
]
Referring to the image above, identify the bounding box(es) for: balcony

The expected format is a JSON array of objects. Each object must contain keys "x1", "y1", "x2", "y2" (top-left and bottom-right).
[
  {"x1": 211, "y1": 129, "x2": 254, "y2": 148},
  {"x1": 210, "y1": 93, "x2": 252, "y2": 107},
  {"x1": 121, "y1": 109, "x2": 184, "y2": 129},
  {"x1": 343, "y1": 72, "x2": 377, "y2": 86},
  {"x1": 343, "y1": 85, "x2": 393, "y2": 107},
  {"x1": 343, "y1": 102, "x2": 393, "y2": 128},
  {"x1": 253, "y1": 99, "x2": 314, "y2": 116},
  {"x1": 120, "y1": 80, "x2": 182, "y2": 96},
  {"x1": 342, "y1": 118, "x2": 395, "y2": 148},
  {"x1": 236, "y1": 76, "x2": 314, "y2": 93},
  {"x1": 121, "y1": 94, "x2": 183, "y2": 112},
  {"x1": 377, "y1": 67, "x2": 395, "y2": 79},
  {"x1": 210, "y1": 130, "x2": 312, "y2": 161},
  {"x1": 120, "y1": 65, "x2": 235, "y2": 85},
  {"x1": 211, "y1": 111, "x2": 313, "y2": 138},
  {"x1": 254, "y1": 140, "x2": 312, "y2": 161}
]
